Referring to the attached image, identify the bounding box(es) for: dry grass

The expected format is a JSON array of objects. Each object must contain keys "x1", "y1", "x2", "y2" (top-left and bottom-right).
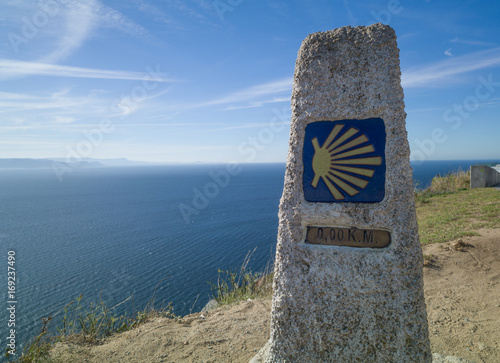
[
  {"x1": 415, "y1": 170, "x2": 500, "y2": 245},
  {"x1": 428, "y1": 169, "x2": 470, "y2": 193},
  {"x1": 209, "y1": 248, "x2": 274, "y2": 306},
  {"x1": 12, "y1": 288, "x2": 175, "y2": 363},
  {"x1": 415, "y1": 169, "x2": 470, "y2": 204}
]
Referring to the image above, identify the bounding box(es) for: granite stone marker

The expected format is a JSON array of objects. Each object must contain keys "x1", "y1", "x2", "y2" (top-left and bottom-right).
[{"x1": 255, "y1": 24, "x2": 431, "y2": 362}]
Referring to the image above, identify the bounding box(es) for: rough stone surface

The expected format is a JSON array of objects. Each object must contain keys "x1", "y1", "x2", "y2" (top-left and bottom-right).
[
  {"x1": 261, "y1": 24, "x2": 431, "y2": 362},
  {"x1": 431, "y1": 353, "x2": 476, "y2": 363},
  {"x1": 200, "y1": 299, "x2": 219, "y2": 313},
  {"x1": 470, "y1": 164, "x2": 500, "y2": 188}
]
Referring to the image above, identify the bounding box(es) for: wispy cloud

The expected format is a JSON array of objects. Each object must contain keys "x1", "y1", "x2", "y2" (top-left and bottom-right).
[
  {"x1": 0, "y1": 90, "x2": 107, "y2": 116},
  {"x1": 206, "y1": 121, "x2": 290, "y2": 132},
  {"x1": 480, "y1": 97, "x2": 500, "y2": 108},
  {"x1": 96, "y1": 3, "x2": 149, "y2": 37},
  {"x1": 0, "y1": 85, "x2": 174, "y2": 132},
  {"x1": 150, "y1": 78, "x2": 292, "y2": 117},
  {"x1": 54, "y1": 116, "x2": 77, "y2": 124},
  {"x1": 406, "y1": 106, "x2": 447, "y2": 114},
  {"x1": 342, "y1": 0, "x2": 357, "y2": 25},
  {"x1": 451, "y1": 38, "x2": 498, "y2": 47},
  {"x1": 5, "y1": 1, "x2": 150, "y2": 63},
  {"x1": 201, "y1": 77, "x2": 293, "y2": 108},
  {"x1": 225, "y1": 97, "x2": 290, "y2": 111},
  {"x1": 0, "y1": 59, "x2": 179, "y2": 82},
  {"x1": 38, "y1": 0, "x2": 98, "y2": 63},
  {"x1": 444, "y1": 48, "x2": 453, "y2": 57},
  {"x1": 133, "y1": 0, "x2": 219, "y2": 32},
  {"x1": 111, "y1": 88, "x2": 173, "y2": 117},
  {"x1": 0, "y1": 122, "x2": 230, "y2": 131},
  {"x1": 402, "y1": 47, "x2": 500, "y2": 88}
]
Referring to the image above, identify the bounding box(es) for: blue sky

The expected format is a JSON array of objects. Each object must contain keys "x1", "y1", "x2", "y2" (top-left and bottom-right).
[{"x1": 0, "y1": 0, "x2": 499, "y2": 163}]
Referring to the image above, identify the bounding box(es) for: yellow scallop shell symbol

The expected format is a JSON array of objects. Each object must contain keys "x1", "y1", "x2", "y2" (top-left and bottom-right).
[{"x1": 311, "y1": 124, "x2": 382, "y2": 200}]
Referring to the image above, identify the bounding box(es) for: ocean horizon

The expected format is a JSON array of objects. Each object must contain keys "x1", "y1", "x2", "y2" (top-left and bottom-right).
[{"x1": 0, "y1": 159, "x2": 498, "y2": 350}]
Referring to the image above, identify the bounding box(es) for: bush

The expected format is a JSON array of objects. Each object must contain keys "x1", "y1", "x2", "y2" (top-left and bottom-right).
[
  {"x1": 415, "y1": 169, "x2": 470, "y2": 203},
  {"x1": 428, "y1": 169, "x2": 470, "y2": 193},
  {"x1": 12, "y1": 281, "x2": 175, "y2": 363},
  {"x1": 209, "y1": 249, "x2": 274, "y2": 306}
]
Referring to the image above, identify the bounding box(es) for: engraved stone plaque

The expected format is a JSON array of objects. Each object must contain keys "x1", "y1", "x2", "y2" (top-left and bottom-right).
[{"x1": 305, "y1": 226, "x2": 391, "y2": 248}]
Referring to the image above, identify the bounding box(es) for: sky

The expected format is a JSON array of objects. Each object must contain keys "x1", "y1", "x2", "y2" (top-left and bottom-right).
[{"x1": 0, "y1": 0, "x2": 499, "y2": 164}]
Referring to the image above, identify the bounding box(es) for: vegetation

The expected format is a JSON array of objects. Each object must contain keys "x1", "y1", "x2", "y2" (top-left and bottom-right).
[
  {"x1": 422, "y1": 254, "x2": 436, "y2": 267},
  {"x1": 209, "y1": 248, "x2": 274, "y2": 306},
  {"x1": 13, "y1": 249, "x2": 275, "y2": 363},
  {"x1": 414, "y1": 169, "x2": 471, "y2": 203},
  {"x1": 11, "y1": 284, "x2": 175, "y2": 363},
  {"x1": 415, "y1": 170, "x2": 500, "y2": 244}
]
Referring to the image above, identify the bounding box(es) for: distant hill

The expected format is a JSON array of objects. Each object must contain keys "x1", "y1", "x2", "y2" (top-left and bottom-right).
[
  {"x1": 0, "y1": 158, "x2": 102, "y2": 169},
  {"x1": 0, "y1": 158, "x2": 176, "y2": 169},
  {"x1": 48, "y1": 158, "x2": 164, "y2": 167}
]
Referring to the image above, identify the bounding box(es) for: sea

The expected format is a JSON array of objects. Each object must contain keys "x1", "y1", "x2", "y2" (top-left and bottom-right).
[{"x1": 0, "y1": 159, "x2": 498, "y2": 351}]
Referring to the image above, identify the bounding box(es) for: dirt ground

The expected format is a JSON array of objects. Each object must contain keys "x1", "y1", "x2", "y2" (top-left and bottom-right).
[
  {"x1": 424, "y1": 228, "x2": 500, "y2": 363},
  {"x1": 50, "y1": 228, "x2": 500, "y2": 363}
]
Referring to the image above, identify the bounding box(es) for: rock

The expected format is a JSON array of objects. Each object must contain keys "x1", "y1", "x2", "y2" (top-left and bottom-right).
[
  {"x1": 249, "y1": 340, "x2": 270, "y2": 363},
  {"x1": 432, "y1": 353, "x2": 476, "y2": 363},
  {"x1": 201, "y1": 299, "x2": 219, "y2": 313},
  {"x1": 261, "y1": 23, "x2": 431, "y2": 362},
  {"x1": 449, "y1": 239, "x2": 473, "y2": 252}
]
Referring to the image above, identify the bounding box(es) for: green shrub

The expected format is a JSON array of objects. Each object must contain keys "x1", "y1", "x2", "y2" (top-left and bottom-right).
[
  {"x1": 12, "y1": 280, "x2": 175, "y2": 363},
  {"x1": 415, "y1": 169, "x2": 470, "y2": 203},
  {"x1": 209, "y1": 248, "x2": 274, "y2": 306}
]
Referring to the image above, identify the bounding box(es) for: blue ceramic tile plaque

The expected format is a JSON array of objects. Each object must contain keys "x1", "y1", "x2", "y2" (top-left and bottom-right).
[{"x1": 303, "y1": 119, "x2": 386, "y2": 203}]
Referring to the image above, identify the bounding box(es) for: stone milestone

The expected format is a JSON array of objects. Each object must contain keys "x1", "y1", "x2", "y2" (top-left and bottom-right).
[{"x1": 255, "y1": 23, "x2": 431, "y2": 362}]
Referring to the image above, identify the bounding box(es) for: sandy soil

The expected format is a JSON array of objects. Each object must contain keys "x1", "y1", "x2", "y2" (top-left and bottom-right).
[
  {"x1": 50, "y1": 228, "x2": 500, "y2": 363},
  {"x1": 424, "y1": 228, "x2": 500, "y2": 363}
]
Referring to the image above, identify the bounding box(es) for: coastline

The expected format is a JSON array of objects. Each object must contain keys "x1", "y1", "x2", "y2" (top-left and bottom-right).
[{"x1": 47, "y1": 228, "x2": 500, "y2": 362}]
